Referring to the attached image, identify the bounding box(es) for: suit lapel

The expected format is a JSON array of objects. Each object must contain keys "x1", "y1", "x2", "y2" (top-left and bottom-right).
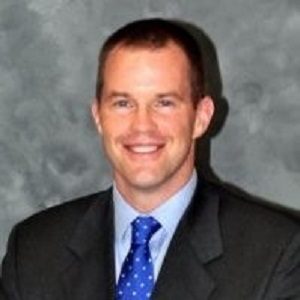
[
  {"x1": 46, "y1": 190, "x2": 116, "y2": 300},
  {"x1": 153, "y1": 181, "x2": 223, "y2": 300},
  {"x1": 44, "y1": 180, "x2": 223, "y2": 300}
]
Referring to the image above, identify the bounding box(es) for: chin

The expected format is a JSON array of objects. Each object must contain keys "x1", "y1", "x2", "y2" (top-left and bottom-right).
[
  {"x1": 129, "y1": 176, "x2": 162, "y2": 191},
  {"x1": 119, "y1": 170, "x2": 165, "y2": 191}
]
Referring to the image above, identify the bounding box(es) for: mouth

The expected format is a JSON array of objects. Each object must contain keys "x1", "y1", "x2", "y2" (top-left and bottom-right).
[{"x1": 124, "y1": 144, "x2": 165, "y2": 155}]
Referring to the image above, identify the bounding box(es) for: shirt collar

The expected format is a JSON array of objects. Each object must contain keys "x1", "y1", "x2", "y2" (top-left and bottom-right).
[{"x1": 113, "y1": 170, "x2": 198, "y2": 243}]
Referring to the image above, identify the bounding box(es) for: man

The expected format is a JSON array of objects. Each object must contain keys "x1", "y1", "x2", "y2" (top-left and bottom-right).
[{"x1": 1, "y1": 18, "x2": 300, "y2": 300}]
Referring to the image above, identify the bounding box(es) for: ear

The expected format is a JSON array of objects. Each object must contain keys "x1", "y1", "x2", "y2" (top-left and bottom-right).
[
  {"x1": 91, "y1": 99, "x2": 102, "y2": 135},
  {"x1": 193, "y1": 96, "x2": 215, "y2": 139}
]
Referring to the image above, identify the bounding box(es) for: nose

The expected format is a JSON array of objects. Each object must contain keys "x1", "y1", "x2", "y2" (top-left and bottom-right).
[{"x1": 130, "y1": 106, "x2": 157, "y2": 133}]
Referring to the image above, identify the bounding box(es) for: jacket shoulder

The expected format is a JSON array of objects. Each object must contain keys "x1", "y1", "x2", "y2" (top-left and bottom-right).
[
  {"x1": 200, "y1": 181, "x2": 300, "y2": 298},
  {"x1": 19, "y1": 189, "x2": 110, "y2": 229},
  {"x1": 2, "y1": 189, "x2": 113, "y2": 299},
  {"x1": 9, "y1": 189, "x2": 112, "y2": 257},
  {"x1": 209, "y1": 181, "x2": 300, "y2": 244}
]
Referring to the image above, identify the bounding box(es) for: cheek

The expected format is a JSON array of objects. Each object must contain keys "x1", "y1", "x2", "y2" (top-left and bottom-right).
[
  {"x1": 165, "y1": 118, "x2": 195, "y2": 137},
  {"x1": 161, "y1": 123, "x2": 195, "y2": 153},
  {"x1": 100, "y1": 123, "x2": 120, "y2": 151},
  {"x1": 101, "y1": 115, "x2": 127, "y2": 137}
]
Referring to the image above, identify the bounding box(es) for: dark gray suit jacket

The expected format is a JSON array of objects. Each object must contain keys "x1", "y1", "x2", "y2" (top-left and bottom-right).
[{"x1": 1, "y1": 180, "x2": 300, "y2": 299}]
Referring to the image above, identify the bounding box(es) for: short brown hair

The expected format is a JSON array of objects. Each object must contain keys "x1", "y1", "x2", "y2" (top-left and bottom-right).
[{"x1": 95, "y1": 18, "x2": 204, "y2": 105}]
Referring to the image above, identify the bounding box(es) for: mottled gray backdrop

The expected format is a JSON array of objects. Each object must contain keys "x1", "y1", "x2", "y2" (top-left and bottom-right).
[{"x1": 0, "y1": 0, "x2": 299, "y2": 259}]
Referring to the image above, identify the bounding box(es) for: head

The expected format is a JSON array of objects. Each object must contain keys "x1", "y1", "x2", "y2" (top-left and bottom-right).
[
  {"x1": 92, "y1": 18, "x2": 214, "y2": 211},
  {"x1": 95, "y1": 18, "x2": 205, "y2": 106}
]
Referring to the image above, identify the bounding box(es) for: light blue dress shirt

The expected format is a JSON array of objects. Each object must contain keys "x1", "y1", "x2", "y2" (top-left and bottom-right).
[{"x1": 113, "y1": 170, "x2": 197, "y2": 283}]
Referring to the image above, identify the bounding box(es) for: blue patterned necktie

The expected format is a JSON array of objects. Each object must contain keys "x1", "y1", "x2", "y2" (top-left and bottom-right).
[{"x1": 116, "y1": 216, "x2": 161, "y2": 300}]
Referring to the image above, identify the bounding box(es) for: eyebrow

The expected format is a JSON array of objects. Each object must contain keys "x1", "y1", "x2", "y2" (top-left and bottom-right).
[
  {"x1": 107, "y1": 91, "x2": 131, "y2": 99},
  {"x1": 156, "y1": 92, "x2": 184, "y2": 101},
  {"x1": 105, "y1": 91, "x2": 184, "y2": 101}
]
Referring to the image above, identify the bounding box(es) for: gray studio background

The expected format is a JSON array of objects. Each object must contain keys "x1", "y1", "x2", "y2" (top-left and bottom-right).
[{"x1": 0, "y1": 0, "x2": 300, "y2": 259}]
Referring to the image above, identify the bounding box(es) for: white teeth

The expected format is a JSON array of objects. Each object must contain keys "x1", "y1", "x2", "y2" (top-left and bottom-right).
[{"x1": 129, "y1": 145, "x2": 159, "y2": 153}]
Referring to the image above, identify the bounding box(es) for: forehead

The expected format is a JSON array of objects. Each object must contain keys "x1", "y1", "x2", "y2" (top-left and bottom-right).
[
  {"x1": 99, "y1": 42, "x2": 195, "y2": 102},
  {"x1": 104, "y1": 42, "x2": 190, "y2": 72},
  {"x1": 102, "y1": 43, "x2": 191, "y2": 92}
]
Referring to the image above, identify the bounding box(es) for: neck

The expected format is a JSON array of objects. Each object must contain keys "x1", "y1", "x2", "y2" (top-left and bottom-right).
[{"x1": 115, "y1": 169, "x2": 195, "y2": 213}]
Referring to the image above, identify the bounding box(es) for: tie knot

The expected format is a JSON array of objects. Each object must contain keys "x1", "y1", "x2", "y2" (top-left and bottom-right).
[{"x1": 131, "y1": 216, "x2": 161, "y2": 245}]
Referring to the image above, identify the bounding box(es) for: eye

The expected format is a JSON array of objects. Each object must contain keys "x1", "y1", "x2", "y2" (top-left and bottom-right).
[
  {"x1": 155, "y1": 98, "x2": 176, "y2": 107},
  {"x1": 112, "y1": 99, "x2": 132, "y2": 108}
]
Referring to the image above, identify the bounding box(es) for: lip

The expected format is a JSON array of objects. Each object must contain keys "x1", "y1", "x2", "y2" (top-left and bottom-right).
[
  {"x1": 123, "y1": 143, "x2": 165, "y2": 157},
  {"x1": 126, "y1": 145, "x2": 160, "y2": 153}
]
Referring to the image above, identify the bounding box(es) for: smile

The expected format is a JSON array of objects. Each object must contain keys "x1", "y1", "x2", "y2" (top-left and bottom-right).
[
  {"x1": 129, "y1": 145, "x2": 159, "y2": 153},
  {"x1": 124, "y1": 144, "x2": 165, "y2": 155}
]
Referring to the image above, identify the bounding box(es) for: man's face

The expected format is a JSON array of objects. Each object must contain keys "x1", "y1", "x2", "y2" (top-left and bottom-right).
[{"x1": 92, "y1": 42, "x2": 214, "y2": 203}]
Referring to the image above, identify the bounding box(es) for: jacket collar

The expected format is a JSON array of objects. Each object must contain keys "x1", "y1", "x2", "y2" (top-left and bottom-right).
[
  {"x1": 153, "y1": 180, "x2": 223, "y2": 300},
  {"x1": 54, "y1": 179, "x2": 223, "y2": 300},
  {"x1": 49, "y1": 189, "x2": 116, "y2": 300},
  {"x1": 68, "y1": 189, "x2": 114, "y2": 258}
]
